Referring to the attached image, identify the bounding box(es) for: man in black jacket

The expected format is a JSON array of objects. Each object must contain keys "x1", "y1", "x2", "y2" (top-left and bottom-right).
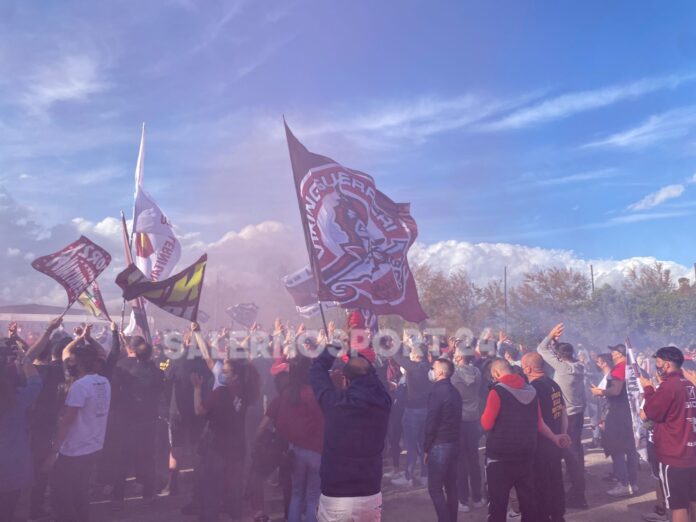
[
  {"x1": 425, "y1": 358, "x2": 462, "y2": 522},
  {"x1": 310, "y1": 345, "x2": 391, "y2": 522}
]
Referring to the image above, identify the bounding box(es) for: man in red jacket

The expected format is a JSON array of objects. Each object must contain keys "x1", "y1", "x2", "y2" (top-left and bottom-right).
[{"x1": 640, "y1": 346, "x2": 696, "y2": 522}]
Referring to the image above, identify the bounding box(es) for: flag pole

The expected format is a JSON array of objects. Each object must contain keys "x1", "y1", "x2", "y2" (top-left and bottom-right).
[
  {"x1": 119, "y1": 211, "x2": 129, "y2": 331},
  {"x1": 283, "y1": 119, "x2": 329, "y2": 335}
]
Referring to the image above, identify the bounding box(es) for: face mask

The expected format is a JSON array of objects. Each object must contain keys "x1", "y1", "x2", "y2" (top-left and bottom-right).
[
  {"x1": 218, "y1": 373, "x2": 232, "y2": 386},
  {"x1": 656, "y1": 365, "x2": 666, "y2": 378},
  {"x1": 428, "y1": 369, "x2": 436, "y2": 382}
]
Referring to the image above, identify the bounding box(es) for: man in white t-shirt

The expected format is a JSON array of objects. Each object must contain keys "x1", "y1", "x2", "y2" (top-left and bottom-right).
[{"x1": 45, "y1": 343, "x2": 111, "y2": 522}]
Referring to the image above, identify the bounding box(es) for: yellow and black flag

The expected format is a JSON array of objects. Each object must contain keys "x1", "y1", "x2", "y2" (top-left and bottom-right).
[{"x1": 116, "y1": 254, "x2": 207, "y2": 321}]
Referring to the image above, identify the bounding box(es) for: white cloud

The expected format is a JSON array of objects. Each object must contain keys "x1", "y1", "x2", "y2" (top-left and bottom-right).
[
  {"x1": 628, "y1": 184, "x2": 686, "y2": 211},
  {"x1": 582, "y1": 106, "x2": 696, "y2": 149},
  {"x1": 6, "y1": 247, "x2": 20, "y2": 257},
  {"x1": 22, "y1": 54, "x2": 108, "y2": 115},
  {"x1": 482, "y1": 73, "x2": 695, "y2": 131},
  {"x1": 534, "y1": 168, "x2": 617, "y2": 187},
  {"x1": 409, "y1": 240, "x2": 692, "y2": 289}
]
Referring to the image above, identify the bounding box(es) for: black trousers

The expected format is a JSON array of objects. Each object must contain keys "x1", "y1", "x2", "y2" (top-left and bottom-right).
[
  {"x1": 0, "y1": 489, "x2": 21, "y2": 522},
  {"x1": 485, "y1": 458, "x2": 537, "y2": 522},
  {"x1": 534, "y1": 446, "x2": 565, "y2": 522},
  {"x1": 51, "y1": 452, "x2": 97, "y2": 522},
  {"x1": 458, "y1": 420, "x2": 482, "y2": 503},
  {"x1": 563, "y1": 411, "x2": 586, "y2": 501},
  {"x1": 30, "y1": 427, "x2": 53, "y2": 516},
  {"x1": 112, "y1": 420, "x2": 157, "y2": 501}
]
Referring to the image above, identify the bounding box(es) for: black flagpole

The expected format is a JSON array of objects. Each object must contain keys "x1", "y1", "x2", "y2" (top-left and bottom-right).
[{"x1": 284, "y1": 119, "x2": 329, "y2": 335}]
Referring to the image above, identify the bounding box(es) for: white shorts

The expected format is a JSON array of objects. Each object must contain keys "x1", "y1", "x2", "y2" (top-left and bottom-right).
[{"x1": 317, "y1": 492, "x2": 382, "y2": 522}]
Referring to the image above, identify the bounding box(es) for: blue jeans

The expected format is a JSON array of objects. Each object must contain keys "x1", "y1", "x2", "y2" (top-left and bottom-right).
[
  {"x1": 428, "y1": 442, "x2": 458, "y2": 522},
  {"x1": 611, "y1": 450, "x2": 639, "y2": 486},
  {"x1": 289, "y1": 446, "x2": 321, "y2": 522},
  {"x1": 402, "y1": 407, "x2": 427, "y2": 480}
]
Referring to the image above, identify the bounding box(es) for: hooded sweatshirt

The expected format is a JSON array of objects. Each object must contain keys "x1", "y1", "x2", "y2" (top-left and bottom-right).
[
  {"x1": 481, "y1": 374, "x2": 542, "y2": 461},
  {"x1": 536, "y1": 335, "x2": 586, "y2": 416},
  {"x1": 310, "y1": 348, "x2": 392, "y2": 498},
  {"x1": 451, "y1": 364, "x2": 481, "y2": 421}
]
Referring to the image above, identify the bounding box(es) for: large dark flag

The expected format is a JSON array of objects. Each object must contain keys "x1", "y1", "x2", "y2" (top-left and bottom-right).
[
  {"x1": 226, "y1": 303, "x2": 259, "y2": 328},
  {"x1": 285, "y1": 122, "x2": 427, "y2": 323},
  {"x1": 32, "y1": 236, "x2": 112, "y2": 309},
  {"x1": 116, "y1": 254, "x2": 207, "y2": 321}
]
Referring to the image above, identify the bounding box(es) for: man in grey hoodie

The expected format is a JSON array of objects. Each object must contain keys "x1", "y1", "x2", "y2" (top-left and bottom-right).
[
  {"x1": 451, "y1": 342, "x2": 484, "y2": 513},
  {"x1": 536, "y1": 323, "x2": 587, "y2": 509}
]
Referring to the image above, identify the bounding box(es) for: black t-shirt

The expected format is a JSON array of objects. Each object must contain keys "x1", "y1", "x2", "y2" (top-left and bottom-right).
[
  {"x1": 30, "y1": 360, "x2": 65, "y2": 432},
  {"x1": 112, "y1": 357, "x2": 165, "y2": 423},
  {"x1": 166, "y1": 356, "x2": 212, "y2": 422},
  {"x1": 531, "y1": 375, "x2": 564, "y2": 453}
]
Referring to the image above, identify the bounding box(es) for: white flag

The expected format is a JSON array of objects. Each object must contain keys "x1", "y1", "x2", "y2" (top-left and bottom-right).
[{"x1": 132, "y1": 124, "x2": 181, "y2": 282}]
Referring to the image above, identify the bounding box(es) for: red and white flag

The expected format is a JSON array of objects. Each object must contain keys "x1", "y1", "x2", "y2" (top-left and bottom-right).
[
  {"x1": 132, "y1": 124, "x2": 181, "y2": 282},
  {"x1": 31, "y1": 236, "x2": 112, "y2": 309},
  {"x1": 285, "y1": 122, "x2": 427, "y2": 323}
]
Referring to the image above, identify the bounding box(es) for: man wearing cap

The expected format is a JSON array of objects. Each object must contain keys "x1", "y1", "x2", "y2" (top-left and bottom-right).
[
  {"x1": 591, "y1": 343, "x2": 639, "y2": 496},
  {"x1": 640, "y1": 346, "x2": 696, "y2": 522}
]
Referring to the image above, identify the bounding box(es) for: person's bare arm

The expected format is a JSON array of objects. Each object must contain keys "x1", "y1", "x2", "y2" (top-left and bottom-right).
[
  {"x1": 83, "y1": 325, "x2": 106, "y2": 359},
  {"x1": 25, "y1": 317, "x2": 63, "y2": 361},
  {"x1": 191, "y1": 322, "x2": 214, "y2": 370},
  {"x1": 256, "y1": 416, "x2": 273, "y2": 439},
  {"x1": 191, "y1": 373, "x2": 207, "y2": 415}
]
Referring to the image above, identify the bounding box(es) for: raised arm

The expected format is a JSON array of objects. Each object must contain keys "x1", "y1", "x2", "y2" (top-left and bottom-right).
[
  {"x1": 191, "y1": 322, "x2": 215, "y2": 370},
  {"x1": 309, "y1": 344, "x2": 341, "y2": 411},
  {"x1": 25, "y1": 317, "x2": 63, "y2": 361}
]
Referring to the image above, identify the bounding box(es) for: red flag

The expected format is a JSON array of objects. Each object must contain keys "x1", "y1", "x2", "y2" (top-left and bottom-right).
[
  {"x1": 285, "y1": 122, "x2": 427, "y2": 323},
  {"x1": 31, "y1": 236, "x2": 111, "y2": 308}
]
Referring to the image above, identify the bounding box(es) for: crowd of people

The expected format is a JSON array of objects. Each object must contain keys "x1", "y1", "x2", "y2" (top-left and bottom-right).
[{"x1": 2, "y1": 313, "x2": 696, "y2": 522}]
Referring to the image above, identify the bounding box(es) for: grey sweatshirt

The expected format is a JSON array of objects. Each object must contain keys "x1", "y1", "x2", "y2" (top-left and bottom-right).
[
  {"x1": 451, "y1": 364, "x2": 481, "y2": 421},
  {"x1": 536, "y1": 335, "x2": 586, "y2": 416}
]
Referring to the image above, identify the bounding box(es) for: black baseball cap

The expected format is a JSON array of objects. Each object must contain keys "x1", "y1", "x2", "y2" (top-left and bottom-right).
[
  {"x1": 608, "y1": 344, "x2": 626, "y2": 356},
  {"x1": 653, "y1": 346, "x2": 684, "y2": 366}
]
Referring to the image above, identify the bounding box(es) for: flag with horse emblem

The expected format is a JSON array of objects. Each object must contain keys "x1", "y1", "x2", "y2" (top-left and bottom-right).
[{"x1": 285, "y1": 122, "x2": 427, "y2": 323}]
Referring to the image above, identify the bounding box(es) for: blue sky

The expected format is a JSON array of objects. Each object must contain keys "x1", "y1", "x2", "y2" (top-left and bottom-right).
[{"x1": 3, "y1": 0, "x2": 696, "y2": 288}]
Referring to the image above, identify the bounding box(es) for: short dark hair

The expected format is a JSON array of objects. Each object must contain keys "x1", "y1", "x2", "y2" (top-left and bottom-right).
[
  {"x1": 556, "y1": 342, "x2": 575, "y2": 361},
  {"x1": 72, "y1": 345, "x2": 100, "y2": 373},
  {"x1": 435, "y1": 357, "x2": 455, "y2": 378},
  {"x1": 654, "y1": 346, "x2": 684, "y2": 368},
  {"x1": 342, "y1": 356, "x2": 371, "y2": 381},
  {"x1": 500, "y1": 344, "x2": 520, "y2": 361},
  {"x1": 134, "y1": 341, "x2": 153, "y2": 362},
  {"x1": 597, "y1": 353, "x2": 613, "y2": 369}
]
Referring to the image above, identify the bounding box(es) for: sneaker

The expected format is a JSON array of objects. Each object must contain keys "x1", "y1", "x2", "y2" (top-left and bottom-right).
[
  {"x1": 390, "y1": 475, "x2": 413, "y2": 487},
  {"x1": 630, "y1": 483, "x2": 639, "y2": 494},
  {"x1": 472, "y1": 499, "x2": 486, "y2": 509},
  {"x1": 642, "y1": 512, "x2": 668, "y2": 522},
  {"x1": 459, "y1": 503, "x2": 471, "y2": 512},
  {"x1": 607, "y1": 484, "x2": 632, "y2": 497},
  {"x1": 383, "y1": 469, "x2": 400, "y2": 480},
  {"x1": 507, "y1": 510, "x2": 521, "y2": 520}
]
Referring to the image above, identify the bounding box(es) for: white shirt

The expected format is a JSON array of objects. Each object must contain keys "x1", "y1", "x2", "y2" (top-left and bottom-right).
[{"x1": 60, "y1": 373, "x2": 111, "y2": 457}]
